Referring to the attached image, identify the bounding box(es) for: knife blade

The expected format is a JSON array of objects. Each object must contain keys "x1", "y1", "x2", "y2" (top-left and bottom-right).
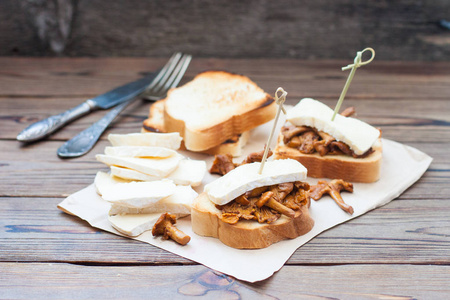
[{"x1": 16, "y1": 72, "x2": 158, "y2": 143}]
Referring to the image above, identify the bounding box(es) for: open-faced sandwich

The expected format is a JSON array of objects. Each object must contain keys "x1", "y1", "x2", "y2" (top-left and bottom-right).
[
  {"x1": 191, "y1": 159, "x2": 314, "y2": 249},
  {"x1": 142, "y1": 70, "x2": 276, "y2": 156},
  {"x1": 275, "y1": 98, "x2": 382, "y2": 183}
]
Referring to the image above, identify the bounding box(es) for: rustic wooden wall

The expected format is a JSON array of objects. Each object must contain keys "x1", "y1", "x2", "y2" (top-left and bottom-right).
[{"x1": 1, "y1": 0, "x2": 449, "y2": 60}]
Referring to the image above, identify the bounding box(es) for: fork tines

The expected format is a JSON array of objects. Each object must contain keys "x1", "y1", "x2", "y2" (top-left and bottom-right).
[{"x1": 144, "y1": 52, "x2": 192, "y2": 101}]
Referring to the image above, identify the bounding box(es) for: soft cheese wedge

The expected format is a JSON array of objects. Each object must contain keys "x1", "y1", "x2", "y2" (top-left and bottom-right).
[
  {"x1": 95, "y1": 174, "x2": 176, "y2": 208},
  {"x1": 108, "y1": 132, "x2": 182, "y2": 150},
  {"x1": 109, "y1": 166, "x2": 159, "y2": 182},
  {"x1": 163, "y1": 159, "x2": 206, "y2": 187},
  {"x1": 108, "y1": 185, "x2": 197, "y2": 236},
  {"x1": 204, "y1": 159, "x2": 307, "y2": 205},
  {"x1": 109, "y1": 213, "x2": 186, "y2": 237},
  {"x1": 109, "y1": 159, "x2": 206, "y2": 187},
  {"x1": 104, "y1": 146, "x2": 176, "y2": 158},
  {"x1": 108, "y1": 213, "x2": 161, "y2": 236},
  {"x1": 95, "y1": 171, "x2": 129, "y2": 196},
  {"x1": 286, "y1": 98, "x2": 380, "y2": 155},
  {"x1": 96, "y1": 152, "x2": 183, "y2": 178},
  {"x1": 109, "y1": 185, "x2": 197, "y2": 215}
]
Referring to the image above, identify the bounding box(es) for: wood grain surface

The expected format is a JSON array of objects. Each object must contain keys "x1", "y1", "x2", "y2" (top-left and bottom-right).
[
  {"x1": 2, "y1": 263, "x2": 449, "y2": 299},
  {"x1": 0, "y1": 57, "x2": 448, "y2": 298}
]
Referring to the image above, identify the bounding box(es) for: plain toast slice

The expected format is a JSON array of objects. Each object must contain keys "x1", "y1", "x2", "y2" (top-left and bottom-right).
[{"x1": 162, "y1": 71, "x2": 276, "y2": 151}]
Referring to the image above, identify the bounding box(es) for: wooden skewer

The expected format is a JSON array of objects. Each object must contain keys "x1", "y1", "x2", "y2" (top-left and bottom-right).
[
  {"x1": 258, "y1": 87, "x2": 287, "y2": 174},
  {"x1": 331, "y1": 47, "x2": 375, "y2": 121}
]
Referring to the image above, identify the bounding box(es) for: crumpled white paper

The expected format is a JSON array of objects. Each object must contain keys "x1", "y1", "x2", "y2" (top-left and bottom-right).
[{"x1": 58, "y1": 118, "x2": 432, "y2": 282}]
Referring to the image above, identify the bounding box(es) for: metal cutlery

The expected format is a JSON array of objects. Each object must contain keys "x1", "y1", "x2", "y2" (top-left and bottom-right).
[
  {"x1": 57, "y1": 53, "x2": 192, "y2": 158},
  {"x1": 17, "y1": 69, "x2": 161, "y2": 143}
]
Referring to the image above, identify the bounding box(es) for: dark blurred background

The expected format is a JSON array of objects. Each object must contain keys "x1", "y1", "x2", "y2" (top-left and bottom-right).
[{"x1": 1, "y1": 0, "x2": 449, "y2": 60}]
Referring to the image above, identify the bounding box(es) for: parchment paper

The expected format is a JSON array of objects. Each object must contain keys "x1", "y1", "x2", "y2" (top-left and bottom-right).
[{"x1": 58, "y1": 118, "x2": 432, "y2": 282}]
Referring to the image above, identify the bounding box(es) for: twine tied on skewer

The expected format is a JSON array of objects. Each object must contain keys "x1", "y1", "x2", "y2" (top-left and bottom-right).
[
  {"x1": 258, "y1": 87, "x2": 287, "y2": 174},
  {"x1": 331, "y1": 47, "x2": 375, "y2": 121}
]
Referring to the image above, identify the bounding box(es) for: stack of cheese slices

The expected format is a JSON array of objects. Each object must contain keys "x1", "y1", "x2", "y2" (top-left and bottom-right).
[
  {"x1": 142, "y1": 70, "x2": 276, "y2": 157},
  {"x1": 95, "y1": 132, "x2": 206, "y2": 237}
]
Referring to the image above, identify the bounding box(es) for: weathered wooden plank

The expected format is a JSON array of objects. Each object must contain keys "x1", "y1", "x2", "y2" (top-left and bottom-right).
[
  {"x1": 1, "y1": 197, "x2": 448, "y2": 265},
  {"x1": 0, "y1": 57, "x2": 170, "y2": 97},
  {"x1": 0, "y1": 58, "x2": 449, "y2": 100},
  {"x1": 1, "y1": 0, "x2": 449, "y2": 61},
  {"x1": 1, "y1": 263, "x2": 449, "y2": 298},
  {"x1": 2, "y1": 96, "x2": 450, "y2": 143}
]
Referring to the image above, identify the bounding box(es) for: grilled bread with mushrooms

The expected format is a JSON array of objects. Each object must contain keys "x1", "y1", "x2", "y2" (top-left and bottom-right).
[
  {"x1": 274, "y1": 98, "x2": 382, "y2": 183},
  {"x1": 191, "y1": 159, "x2": 314, "y2": 249}
]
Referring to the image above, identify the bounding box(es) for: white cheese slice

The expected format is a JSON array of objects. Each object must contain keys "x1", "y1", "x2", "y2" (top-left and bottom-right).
[
  {"x1": 164, "y1": 159, "x2": 206, "y2": 187},
  {"x1": 286, "y1": 98, "x2": 380, "y2": 155},
  {"x1": 108, "y1": 132, "x2": 182, "y2": 150},
  {"x1": 96, "y1": 153, "x2": 183, "y2": 177},
  {"x1": 109, "y1": 166, "x2": 159, "y2": 182},
  {"x1": 94, "y1": 171, "x2": 129, "y2": 196},
  {"x1": 104, "y1": 146, "x2": 176, "y2": 158},
  {"x1": 109, "y1": 185, "x2": 197, "y2": 215},
  {"x1": 108, "y1": 213, "x2": 161, "y2": 236},
  {"x1": 205, "y1": 159, "x2": 307, "y2": 205},
  {"x1": 110, "y1": 159, "x2": 206, "y2": 187},
  {"x1": 108, "y1": 213, "x2": 187, "y2": 237},
  {"x1": 100, "y1": 179, "x2": 176, "y2": 208}
]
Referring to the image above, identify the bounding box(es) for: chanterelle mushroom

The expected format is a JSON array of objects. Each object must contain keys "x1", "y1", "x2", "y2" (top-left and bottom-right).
[
  {"x1": 310, "y1": 179, "x2": 354, "y2": 214},
  {"x1": 209, "y1": 148, "x2": 274, "y2": 176},
  {"x1": 340, "y1": 106, "x2": 356, "y2": 117},
  {"x1": 256, "y1": 191, "x2": 296, "y2": 218},
  {"x1": 239, "y1": 149, "x2": 273, "y2": 165},
  {"x1": 152, "y1": 213, "x2": 191, "y2": 245},
  {"x1": 209, "y1": 154, "x2": 236, "y2": 175}
]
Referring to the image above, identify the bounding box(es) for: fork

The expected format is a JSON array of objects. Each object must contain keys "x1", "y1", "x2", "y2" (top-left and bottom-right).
[{"x1": 57, "y1": 53, "x2": 192, "y2": 158}]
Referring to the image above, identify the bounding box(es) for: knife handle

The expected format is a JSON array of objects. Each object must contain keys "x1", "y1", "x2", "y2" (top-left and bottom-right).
[
  {"x1": 17, "y1": 100, "x2": 96, "y2": 142},
  {"x1": 57, "y1": 98, "x2": 136, "y2": 158}
]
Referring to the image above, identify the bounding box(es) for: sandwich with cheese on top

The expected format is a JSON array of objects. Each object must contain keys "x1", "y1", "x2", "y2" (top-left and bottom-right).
[
  {"x1": 274, "y1": 98, "x2": 382, "y2": 183},
  {"x1": 191, "y1": 159, "x2": 314, "y2": 249}
]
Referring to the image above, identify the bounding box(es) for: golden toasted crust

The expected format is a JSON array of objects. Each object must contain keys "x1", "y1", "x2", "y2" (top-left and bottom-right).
[
  {"x1": 274, "y1": 135, "x2": 382, "y2": 183},
  {"x1": 191, "y1": 192, "x2": 314, "y2": 249},
  {"x1": 142, "y1": 99, "x2": 166, "y2": 133}
]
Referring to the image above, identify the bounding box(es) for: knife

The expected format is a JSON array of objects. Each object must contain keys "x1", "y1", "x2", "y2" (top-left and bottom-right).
[{"x1": 16, "y1": 72, "x2": 158, "y2": 142}]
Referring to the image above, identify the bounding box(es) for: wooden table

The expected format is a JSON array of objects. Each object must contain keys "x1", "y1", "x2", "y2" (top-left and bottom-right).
[{"x1": 1, "y1": 57, "x2": 449, "y2": 298}]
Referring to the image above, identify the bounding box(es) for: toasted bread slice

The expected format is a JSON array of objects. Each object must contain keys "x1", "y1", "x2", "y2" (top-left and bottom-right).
[
  {"x1": 275, "y1": 136, "x2": 382, "y2": 183},
  {"x1": 162, "y1": 71, "x2": 276, "y2": 151},
  {"x1": 142, "y1": 99, "x2": 166, "y2": 133},
  {"x1": 142, "y1": 99, "x2": 251, "y2": 156},
  {"x1": 191, "y1": 192, "x2": 314, "y2": 249}
]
